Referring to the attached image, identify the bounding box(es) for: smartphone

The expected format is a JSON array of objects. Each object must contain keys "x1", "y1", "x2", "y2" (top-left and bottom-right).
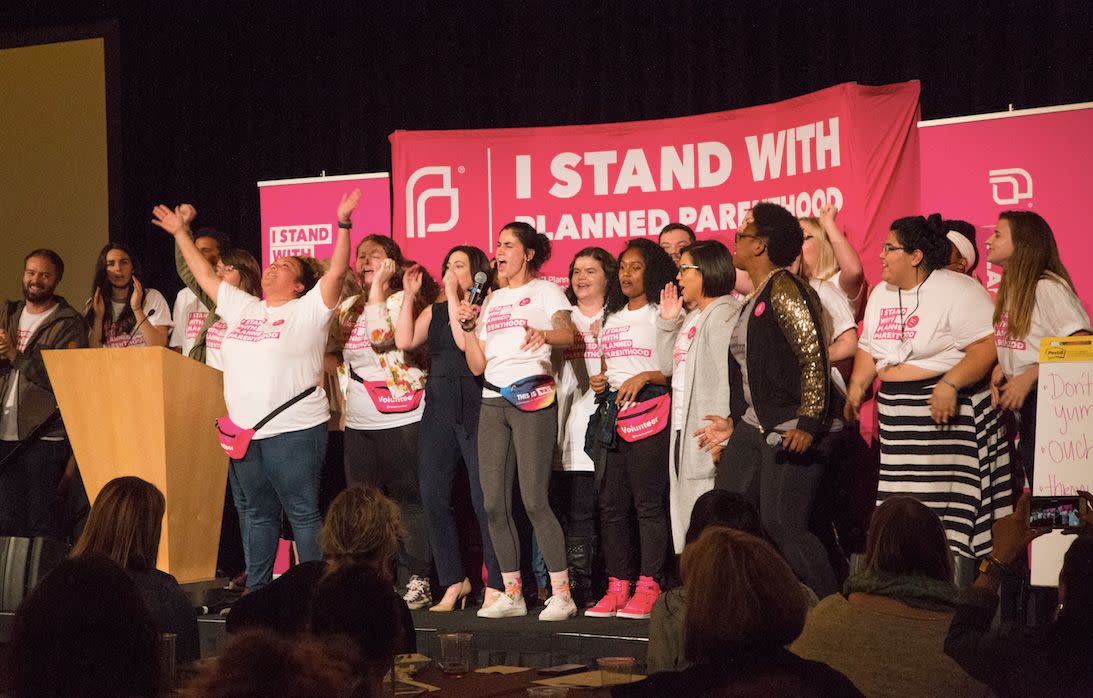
[
  {"x1": 538, "y1": 663, "x2": 588, "y2": 676},
  {"x1": 1028, "y1": 496, "x2": 1087, "y2": 530}
]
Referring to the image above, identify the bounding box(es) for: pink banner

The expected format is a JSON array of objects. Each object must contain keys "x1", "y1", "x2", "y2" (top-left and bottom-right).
[
  {"x1": 258, "y1": 173, "x2": 391, "y2": 267},
  {"x1": 919, "y1": 103, "x2": 1093, "y2": 312},
  {"x1": 391, "y1": 82, "x2": 921, "y2": 284}
]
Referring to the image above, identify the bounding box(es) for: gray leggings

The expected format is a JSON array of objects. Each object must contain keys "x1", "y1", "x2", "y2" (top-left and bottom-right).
[{"x1": 478, "y1": 397, "x2": 567, "y2": 573}]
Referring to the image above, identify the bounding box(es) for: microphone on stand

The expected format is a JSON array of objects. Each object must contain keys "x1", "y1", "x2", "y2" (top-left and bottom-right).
[
  {"x1": 459, "y1": 272, "x2": 489, "y2": 332},
  {"x1": 124, "y1": 308, "x2": 156, "y2": 347}
]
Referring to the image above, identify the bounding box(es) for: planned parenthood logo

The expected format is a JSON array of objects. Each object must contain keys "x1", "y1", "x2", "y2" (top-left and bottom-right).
[
  {"x1": 988, "y1": 168, "x2": 1033, "y2": 206},
  {"x1": 405, "y1": 166, "x2": 460, "y2": 238}
]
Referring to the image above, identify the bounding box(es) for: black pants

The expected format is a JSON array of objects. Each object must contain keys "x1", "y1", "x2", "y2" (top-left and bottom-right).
[
  {"x1": 0, "y1": 439, "x2": 70, "y2": 539},
  {"x1": 600, "y1": 428, "x2": 670, "y2": 583},
  {"x1": 345, "y1": 424, "x2": 432, "y2": 578},
  {"x1": 1018, "y1": 388, "x2": 1038, "y2": 488},
  {"x1": 551, "y1": 471, "x2": 598, "y2": 539},
  {"x1": 715, "y1": 422, "x2": 840, "y2": 598}
]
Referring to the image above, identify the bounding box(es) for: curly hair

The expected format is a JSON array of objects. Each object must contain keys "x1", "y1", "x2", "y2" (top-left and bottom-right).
[
  {"x1": 890, "y1": 214, "x2": 951, "y2": 272},
  {"x1": 500, "y1": 221, "x2": 552, "y2": 271},
  {"x1": 751, "y1": 203, "x2": 804, "y2": 267},
  {"x1": 285, "y1": 255, "x2": 324, "y2": 296},
  {"x1": 564, "y1": 246, "x2": 623, "y2": 308},
  {"x1": 605, "y1": 238, "x2": 679, "y2": 316}
]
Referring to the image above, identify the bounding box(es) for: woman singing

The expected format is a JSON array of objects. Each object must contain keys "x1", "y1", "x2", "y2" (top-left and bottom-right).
[
  {"x1": 151, "y1": 191, "x2": 354, "y2": 591},
  {"x1": 846, "y1": 214, "x2": 1011, "y2": 573},
  {"x1": 457, "y1": 222, "x2": 577, "y2": 621},
  {"x1": 395, "y1": 245, "x2": 502, "y2": 612}
]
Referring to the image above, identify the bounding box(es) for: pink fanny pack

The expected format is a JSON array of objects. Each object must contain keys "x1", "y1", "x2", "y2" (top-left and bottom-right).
[
  {"x1": 215, "y1": 386, "x2": 317, "y2": 459},
  {"x1": 349, "y1": 368, "x2": 424, "y2": 414},
  {"x1": 615, "y1": 393, "x2": 671, "y2": 442}
]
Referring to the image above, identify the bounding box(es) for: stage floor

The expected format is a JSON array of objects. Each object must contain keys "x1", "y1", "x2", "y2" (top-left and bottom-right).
[{"x1": 200, "y1": 607, "x2": 650, "y2": 668}]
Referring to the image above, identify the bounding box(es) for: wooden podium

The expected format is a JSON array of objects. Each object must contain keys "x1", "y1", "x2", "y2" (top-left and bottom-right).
[{"x1": 43, "y1": 347, "x2": 228, "y2": 583}]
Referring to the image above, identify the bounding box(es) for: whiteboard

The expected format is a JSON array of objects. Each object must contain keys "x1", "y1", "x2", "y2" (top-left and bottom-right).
[{"x1": 1031, "y1": 337, "x2": 1093, "y2": 586}]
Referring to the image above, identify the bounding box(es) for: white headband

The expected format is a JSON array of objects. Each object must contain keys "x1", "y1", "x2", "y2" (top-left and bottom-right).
[{"x1": 946, "y1": 230, "x2": 977, "y2": 268}]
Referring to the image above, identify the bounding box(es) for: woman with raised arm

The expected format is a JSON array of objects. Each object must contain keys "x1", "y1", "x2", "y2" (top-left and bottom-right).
[
  {"x1": 86, "y1": 242, "x2": 172, "y2": 348},
  {"x1": 987, "y1": 211, "x2": 1090, "y2": 487},
  {"x1": 846, "y1": 214, "x2": 1011, "y2": 577},
  {"x1": 394, "y1": 244, "x2": 503, "y2": 612},
  {"x1": 328, "y1": 235, "x2": 435, "y2": 609},
  {"x1": 655, "y1": 239, "x2": 741, "y2": 554},
  {"x1": 456, "y1": 222, "x2": 577, "y2": 620},
  {"x1": 151, "y1": 191, "x2": 354, "y2": 592},
  {"x1": 799, "y1": 204, "x2": 867, "y2": 318},
  {"x1": 585, "y1": 239, "x2": 677, "y2": 621}
]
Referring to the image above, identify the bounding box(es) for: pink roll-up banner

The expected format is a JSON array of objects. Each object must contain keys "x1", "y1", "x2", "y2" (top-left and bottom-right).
[
  {"x1": 919, "y1": 102, "x2": 1093, "y2": 309},
  {"x1": 921, "y1": 102, "x2": 1093, "y2": 586},
  {"x1": 258, "y1": 172, "x2": 391, "y2": 267},
  {"x1": 391, "y1": 81, "x2": 922, "y2": 285}
]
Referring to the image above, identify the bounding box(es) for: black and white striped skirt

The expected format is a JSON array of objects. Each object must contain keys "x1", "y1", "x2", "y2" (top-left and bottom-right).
[{"x1": 877, "y1": 377, "x2": 1013, "y2": 559}]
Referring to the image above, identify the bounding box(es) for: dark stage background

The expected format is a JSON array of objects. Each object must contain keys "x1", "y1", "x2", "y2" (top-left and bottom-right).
[{"x1": 1, "y1": 0, "x2": 1091, "y2": 299}]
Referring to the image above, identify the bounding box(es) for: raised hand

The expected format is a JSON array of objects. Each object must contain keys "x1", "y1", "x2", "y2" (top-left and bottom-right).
[
  {"x1": 659, "y1": 282, "x2": 684, "y2": 321},
  {"x1": 130, "y1": 276, "x2": 145, "y2": 313},
  {"x1": 403, "y1": 264, "x2": 424, "y2": 299},
  {"x1": 91, "y1": 287, "x2": 106, "y2": 318},
  {"x1": 151, "y1": 204, "x2": 193, "y2": 235},
  {"x1": 178, "y1": 204, "x2": 197, "y2": 227},
  {"x1": 442, "y1": 269, "x2": 460, "y2": 297},
  {"x1": 337, "y1": 188, "x2": 362, "y2": 223},
  {"x1": 819, "y1": 203, "x2": 839, "y2": 230},
  {"x1": 372, "y1": 258, "x2": 397, "y2": 291}
]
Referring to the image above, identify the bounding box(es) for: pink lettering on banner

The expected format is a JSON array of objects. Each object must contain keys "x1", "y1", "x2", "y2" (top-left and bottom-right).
[
  {"x1": 186, "y1": 311, "x2": 209, "y2": 341},
  {"x1": 392, "y1": 81, "x2": 921, "y2": 288},
  {"x1": 226, "y1": 318, "x2": 282, "y2": 343},
  {"x1": 873, "y1": 307, "x2": 916, "y2": 341},
  {"x1": 563, "y1": 330, "x2": 600, "y2": 360}
]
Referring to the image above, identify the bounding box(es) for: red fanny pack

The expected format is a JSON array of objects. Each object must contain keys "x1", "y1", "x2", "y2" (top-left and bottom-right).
[
  {"x1": 615, "y1": 393, "x2": 671, "y2": 442},
  {"x1": 350, "y1": 368, "x2": 424, "y2": 414},
  {"x1": 215, "y1": 386, "x2": 317, "y2": 459}
]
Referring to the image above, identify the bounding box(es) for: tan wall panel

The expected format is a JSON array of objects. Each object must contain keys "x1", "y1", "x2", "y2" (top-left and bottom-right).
[{"x1": 0, "y1": 37, "x2": 108, "y2": 308}]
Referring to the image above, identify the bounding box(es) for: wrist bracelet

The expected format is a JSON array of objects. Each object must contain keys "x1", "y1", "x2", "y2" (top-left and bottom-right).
[
  {"x1": 940, "y1": 376, "x2": 958, "y2": 391},
  {"x1": 338, "y1": 220, "x2": 352, "y2": 229}
]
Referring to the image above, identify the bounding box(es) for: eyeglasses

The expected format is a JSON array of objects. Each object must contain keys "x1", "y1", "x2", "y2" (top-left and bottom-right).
[
  {"x1": 735, "y1": 232, "x2": 762, "y2": 243},
  {"x1": 802, "y1": 234, "x2": 815, "y2": 241},
  {"x1": 216, "y1": 264, "x2": 237, "y2": 274},
  {"x1": 679, "y1": 264, "x2": 701, "y2": 272},
  {"x1": 881, "y1": 243, "x2": 906, "y2": 254}
]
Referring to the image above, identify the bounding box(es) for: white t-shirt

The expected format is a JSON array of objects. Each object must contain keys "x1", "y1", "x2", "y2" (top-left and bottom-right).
[
  {"x1": 811, "y1": 278, "x2": 856, "y2": 345},
  {"x1": 103, "y1": 289, "x2": 172, "y2": 348},
  {"x1": 477, "y1": 279, "x2": 571, "y2": 396},
  {"x1": 670, "y1": 311, "x2": 702, "y2": 431},
  {"x1": 996, "y1": 274, "x2": 1091, "y2": 378},
  {"x1": 1, "y1": 304, "x2": 59, "y2": 441},
  {"x1": 340, "y1": 293, "x2": 425, "y2": 431},
  {"x1": 829, "y1": 269, "x2": 867, "y2": 318},
  {"x1": 859, "y1": 269, "x2": 994, "y2": 373},
  {"x1": 602, "y1": 303, "x2": 661, "y2": 389},
  {"x1": 216, "y1": 282, "x2": 333, "y2": 439},
  {"x1": 170, "y1": 287, "x2": 211, "y2": 356},
  {"x1": 555, "y1": 306, "x2": 602, "y2": 472},
  {"x1": 205, "y1": 319, "x2": 227, "y2": 371}
]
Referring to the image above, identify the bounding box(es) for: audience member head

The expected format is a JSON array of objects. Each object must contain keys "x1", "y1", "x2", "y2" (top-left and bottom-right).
[
  {"x1": 216, "y1": 248, "x2": 262, "y2": 296},
  {"x1": 71, "y1": 476, "x2": 165, "y2": 572},
  {"x1": 684, "y1": 489, "x2": 769, "y2": 547},
  {"x1": 942, "y1": 219, "x2": 978, "y2": 275},
  {"x1": 1057, "y1": 533, "x2": 1093, "y2": 630},
  {"x1": 320, "y1": 486, "x2": 403, "y2": 583},
  {"x1": 193, "y1": 226, "x2": 231, "y2": 267},
  {"x1": 22, "y1": 249, "x2": 64, "y2": 306},
  {"x1": 185, "y1": 629, "x2": 362, "y2": 698},
  {"x1": 798, "y1": 217, "x2": 838, "y2": 281},
  {"x1": 683, "y1": 527, "x2": 807, "y2": 664},
  {"x1": 441, "y1": 245, "x2": 492, "y2": 300},
  {"x1": 565, "y1": 246, "x2": 622, "y2": 308},
  {"x1": 659, "y1": 223, "x2": 696, "y2": 265},
  {"x1": 495, "y1": 221, "x2": 551, "y2": 283},
  {"x1": 607, "y1": 238, "x2": 678, "y2": 315},
  {"x1": 863, "y1": 496, "x2": 953, "y2": 582},
  {"x1": 735, "y1": 203, "x2": 804, "y2": 273},
  {"x1": 990, "y1": 210, "x2": 1076, "y2": 340},
  {"x1": 5, "y1": 554, "x2": 159, "y2": 698},
  {"x1": 310, "y1": 562, "x2": 402, "y2": 687},
  {"x1": 882, "y1": 214, "x2": 951, "y2": 289},
  {"x1": 263, "y1": 254, "x2": 323, "y2": 300},
  {"x1": 677, "y1": 239, "x2": 736, "y2": 307}
]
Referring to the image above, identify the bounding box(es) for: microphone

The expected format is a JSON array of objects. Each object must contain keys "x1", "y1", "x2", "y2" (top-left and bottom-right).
[
  {"x1": 765, "y1": 431, "x2": 782, "y2": 449},
  {"x1": 124, "y1": 308, "x2": 156, "y2": 347},
  {"x1": 459, "y1": 272, "x2": 489, "y2": 331}
]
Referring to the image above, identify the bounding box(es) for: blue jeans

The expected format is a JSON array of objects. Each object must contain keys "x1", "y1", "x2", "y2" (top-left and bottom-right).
[{"x1": 228, "y1": 424, "x2": 326, "y2": 591}]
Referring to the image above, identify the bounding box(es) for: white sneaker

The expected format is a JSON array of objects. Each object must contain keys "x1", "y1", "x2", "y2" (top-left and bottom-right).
[
  {"x1": 539, "y1": 594, "x2": 577, "y2": 621},
  {"x1": 476, "y1": 592, "x2": 527, "y2": 618},
  {"x1": 402, "y1": 575, "x2": 432, "y2": 610}
]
